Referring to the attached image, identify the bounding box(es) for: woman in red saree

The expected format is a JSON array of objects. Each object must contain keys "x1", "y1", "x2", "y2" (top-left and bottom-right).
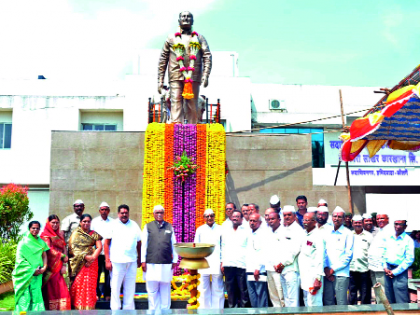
[
  {"x1": 68, "y1": 214, "x2": 102, "y2": 310},
  {"x1": 40, "y1": 215, "x2": 71, "y2": 310}
]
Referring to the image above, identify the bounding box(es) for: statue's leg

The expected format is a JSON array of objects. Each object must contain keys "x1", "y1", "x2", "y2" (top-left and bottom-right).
[
  {"x1": 184, "y1": 82, "x2": 200, "y2": 124},
  {"x1": 169, "y1": 81, "x2": 184, "y2": 123}
]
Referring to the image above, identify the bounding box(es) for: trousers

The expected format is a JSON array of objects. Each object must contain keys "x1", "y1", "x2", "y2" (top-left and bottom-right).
[
  {"x1": 247, "y1": 277, "x2": 268, "y2": 307},
  {"x1": 323, "y1": 276, "x2": 349, "y2": 305},
  {"x1": 370, "y1": 270, "x2": 386, "y2": 303},
  {"x1": 280, "y1": 271, "x2": 300, "y2": 307},
  {"x1": 198, "y1": 274, "x2": 225, "y2": 309},
  {"x1": 110, "y1": 262, "x2": 137, "y2": 310},
  {"x1": 97, "y1": 255, "x2": 111, "y2": 298},
  {"x1": 169, "y1": 81, "x2": 201, "y2": 124},
  {"x1": 224, "y1": 267, "x2": 249, "y2": 308},
  {"x1": 146, "y1": 281, "x2": 171, "y2": 310},
  {"x1": 303, "y1": 286, "x2": 323, "y2": 307},
  {"x1": 267, "y1": 270, "x2": 285, "y2": 307},
  {"x1": 384, "y1": 269, "x2": 409, "y2": 304},
  {"x1": 349, "y1": 271, "x2": 371, "y2": 304}
]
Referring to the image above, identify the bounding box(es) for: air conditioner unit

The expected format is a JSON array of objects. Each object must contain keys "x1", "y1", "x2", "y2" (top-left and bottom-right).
[{"x1": 269, "y1": 99, "x2": 284, "y2": 110}]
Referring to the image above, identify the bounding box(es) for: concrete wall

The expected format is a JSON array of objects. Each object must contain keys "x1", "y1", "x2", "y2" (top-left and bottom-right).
[{"x1": 50, "y1": 131, "x2": 365, "y2": 224}]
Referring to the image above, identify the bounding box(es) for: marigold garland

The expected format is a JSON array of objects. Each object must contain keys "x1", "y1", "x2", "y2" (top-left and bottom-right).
[
  {"x1": 164, "y1": 123, "x2": 175, "y2": 224},
  {"x1": 195, "y1": 124, "x2": 207, "y2": 228}
]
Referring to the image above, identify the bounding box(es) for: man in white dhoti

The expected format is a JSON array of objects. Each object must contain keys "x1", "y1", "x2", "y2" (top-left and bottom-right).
[
  {"x1": 141, "y1": 205, "x2": 178, "y2": 311},
  {"x1": 104, "y1": 204, "x2": 142, "y2": 310},
  {"x1": 194, "y1": 209, "x2": 224, "y2": 309},
  {"x1": 299, "y1": 212, "x2": 325, "y2": 306}
]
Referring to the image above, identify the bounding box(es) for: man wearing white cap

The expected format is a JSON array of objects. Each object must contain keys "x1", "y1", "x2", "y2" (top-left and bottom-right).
[
  {"x1": 349, "y1": 215, "x2": 373, "y2": 305},
  {"x1": 368, "y1": 211, "x2": 392, "y2": 302},
  {"x1": 323, "y1": 206, "x2": 354, "y2": 306},
  {"x1": 363, "y1": 213, "x2": 378, "y2": 237},
  {"x1": 270, "y1": 195, "x2": 281, "y2": 213},
  {"x1": 316, "y1": 206, "x2": 332, "y2": 232},
  {"x1": 105, "y1": 204, "x2": 141, "y2": 310},
  {"x1": 276, "y1": 205, "x2": 305, "y2": 307},
  {"x1": 383, "y1": 217, "x2": 414, "y2": 303},
  {"x1": 194, "y1": 209, "x2": 224, "y2": 309},
  {"x1": 91, "y1": 202, "x2": 114, "y2": 301},
  {"x1": 61, "y1": 199, "x2": 85, "y2": 243},
  {"x1": 141, "y1": 205, "x2": 178, "y2": 311}
]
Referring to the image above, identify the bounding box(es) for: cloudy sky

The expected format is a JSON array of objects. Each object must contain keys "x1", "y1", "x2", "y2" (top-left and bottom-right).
[{"x1": 0, "y1": 0, "x2": 418, "y2": 87}]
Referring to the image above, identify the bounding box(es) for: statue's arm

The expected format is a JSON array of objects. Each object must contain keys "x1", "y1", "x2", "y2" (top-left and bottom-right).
[
  {"x1": 158, "y1": 36, "x2": 171, "y2": 92},
  {"x1": 201, "y1": 35, "x2": 212, "y2": 86}
]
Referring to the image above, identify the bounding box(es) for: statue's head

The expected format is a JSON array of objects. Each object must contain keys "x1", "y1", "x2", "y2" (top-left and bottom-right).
[{"x1": 179, "y1": 11, "x2": 194, "y2": 29}]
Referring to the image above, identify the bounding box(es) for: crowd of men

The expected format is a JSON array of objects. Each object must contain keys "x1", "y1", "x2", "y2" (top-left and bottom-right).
[{"x1": 61, "y1": 195, "x2": 415, "y2": 310}]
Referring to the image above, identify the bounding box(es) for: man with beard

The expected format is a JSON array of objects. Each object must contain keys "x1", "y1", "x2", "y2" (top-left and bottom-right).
[
  {"x1": 363, "y1": 213, "x2": 378, "y2": 237},
  {"x1": 298, "y1": 212, "x2": 325, "y2": 306},
  {"x1": 368, "y1": 212, "x2": 392, "y2": 302},
  {"x1": 246, "y1": 213, "x2": 268, "y2": 307},
  {"x1": 383, "y1": 217, "x2": 414, "y2": 303},
  {"x1": 323, "y1": 206, "x2": 354, "y2": 306},
  {"x1": 222, "y1": 202, "x2": 236, "y2": 229},
  {"x1": 266, "y1": 212, "x2": 285, "y2": 307},
  {"x1": 221, "y1": 210, "x2": 249, "y2": 308},
  {"x1": 276, "y1": 205, "x2": 305, "y2": 307},
  {"x1": 349, "y1": 215, "x2": 373, "y2": 305},
  {"x1": 295, "y1": 196, "x2": 308, "y2": 227},
  {"x1": 316, "y1": 206, "x2": 331, "y2": 232},
  {"x1": 61, "y1": 199, "x2": 85, "y2": 243},
  {"x1": 344, "y1": 213, "x2": 354, "y2": 231}
]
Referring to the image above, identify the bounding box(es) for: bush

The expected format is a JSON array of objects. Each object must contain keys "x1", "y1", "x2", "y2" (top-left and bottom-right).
[
  {"x1": 0, "y1": 183, "x2": 32, "y2": 241},
  {"x1": 0, "y1": 238, "x2": 17, "y2": 285},
  {"x1": 412, "y1": 248, "x2": 420, "y2": 279}
]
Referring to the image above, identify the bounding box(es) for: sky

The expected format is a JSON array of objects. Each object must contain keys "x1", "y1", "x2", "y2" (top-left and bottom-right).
[{"x1": 0, "y1": 0, "x2": 418, "y2": 87}]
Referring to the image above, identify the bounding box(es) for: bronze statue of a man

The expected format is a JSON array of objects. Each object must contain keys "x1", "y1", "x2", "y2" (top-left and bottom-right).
[{"x1": 158, "y1": 11, "x2": 212, "y2": 124}]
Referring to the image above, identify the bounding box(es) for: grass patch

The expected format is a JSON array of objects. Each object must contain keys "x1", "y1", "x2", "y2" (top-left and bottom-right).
[{"x1": 0, "y1": 291, "x2": 14, "y2": 311}]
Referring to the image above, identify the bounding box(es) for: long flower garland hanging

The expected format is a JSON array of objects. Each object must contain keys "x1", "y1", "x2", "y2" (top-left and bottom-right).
[{"x1": 173, "y1": 31, "x2": 201, "y2": 99}]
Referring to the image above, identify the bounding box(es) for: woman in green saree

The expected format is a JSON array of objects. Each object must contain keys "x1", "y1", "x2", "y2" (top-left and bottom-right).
[{"x1": 12, "y1": 221, "x2": 49, "y2": 313}]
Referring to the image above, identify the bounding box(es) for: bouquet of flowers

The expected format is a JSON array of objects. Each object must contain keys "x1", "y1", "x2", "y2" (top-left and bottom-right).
[{"x1": 169, "y1": 151, "x2": 198, "y2": 182}]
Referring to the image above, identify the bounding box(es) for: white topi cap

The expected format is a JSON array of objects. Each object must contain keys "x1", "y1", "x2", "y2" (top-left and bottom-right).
[
  {"x1": 204, "y1": 208, "x2": 214, "y2": 216},
  {"x1": 352, "y1": 215, "x2": 363, "y2": 222},
  {"x1": 307, "y1": 207, "x2": 318, "y2": 213},
  {"x1": 282, "y1": 205, "x2": 296, "y2": 213},
  {"x1": 362, "y1": 213, "x2": 372, "y2": 219},
  {"x1": 99, "y1": 201, "x2": 110, "y2": 208},
  {"x1": 333, "y1": 206, "x2": 345, "y2": 214},
  {"x1": 317, "y1": 206, "x2": 329, "y2": 213},
  {"x1": 74, "y1": 199, "x2": 84, "y2": 205},
  {"x1": 394, "y1": 214, "x2": 408, "y2": 222},
  {"x1": 153, "y1": 205, "x2": 164, "y2": 212},
  {"x1": 270, "y1": 195, "x2": 280, "y2": 204},
  {"x1": 318, "y1": 198, "x2": 327, "y2": 205}
]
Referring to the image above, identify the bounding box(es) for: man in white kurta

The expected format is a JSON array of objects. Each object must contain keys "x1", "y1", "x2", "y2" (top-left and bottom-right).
[
  {"x1": 141, "y1": 205, "x2": 178, "y2": 311},
  {"x1": 221, "y1": 202, "x2": 236, "y2": 229},
  {"x1": 277, "y1": 205, "x2": 305, "y2": 307},
  {"x1": 194, "y1": 209, "x2": 224, "y2": 309},
  {"x1": 299, "y1": 212, "x2": 325, "y2": 306},
  {"x1": 104, "y1": 204, "x2": 142, "y2": 310}
]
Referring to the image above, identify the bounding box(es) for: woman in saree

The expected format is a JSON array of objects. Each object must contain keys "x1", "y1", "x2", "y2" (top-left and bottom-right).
[
  {"x1": 40, "y1": 214, "x2": 71, "y2": 310},
  {"x1": 12, "y1": 221, "x2": 49, "y2": 313},
  {"x1": 68, "y1": 213, "x2": 102, "y2": 310}
]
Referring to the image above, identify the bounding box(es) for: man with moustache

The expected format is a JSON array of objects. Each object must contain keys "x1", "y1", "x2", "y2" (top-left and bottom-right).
[
  {"x1": 368, "y1": 212, "x2": 392, "y2": 301},
  {"x1": 246, "y1": 213, "x2": 268, "y2": 307},
  {"x1": 263, "y1": 208, "x2": 276, "y2": 229},
  {"x1": 194, "y1": 209, "x2": 224, "y2": 309},
  {"x1": 363, "y1": 213, "x2": 378, "y2": 237},
  {"x1": 105, "y1": 204, "x2": 142, "y2": 310},
  {"x1": 323, "y1": 206, "x2": 354, "y2": 306},
  {"x1": 221, "y1": 210, "x2": 249, "y2": 308},
  {"x1": 141, "y1": 205, "x2": 178, "y2": 311},
  {"x1": 61, "y1": 199, "x2": 85, "y2": 243},
  {"x1": 222, "y1": 202, "x2": 236, "y2": 229},
  {"x1": 298, "y1": 212, "x2": 325, "y2": 306},
  {"x1": 316, "y1": 206, "x2": 331, "y2": 232},
  {"x1": 348, "y1": 215, "x2": 373, "y2": 305},
  {"x1": 344, "y1": 213, "x2": 354, "y2": 231},
  {"x1": 276, "y1": 205, "x2": 305, "y2": 307},
  {"x1": 295, "y1": 196, "x2": 308, "y2": 227},
  {"x1": 383, "y1": 217, "x2": 414, "y2": 303},
  {"x1": 269, "y1": 195, "x2": 281, "y2": 213},
  {"x1": 91, "y1": 201, "x2": 114, "y2": 301},
  {"x1": 266, "y1": 212, "x2": 285, "y2": 307},
  {"x1": 241, "y1": 204, "x2": 251, "y2": 230}
]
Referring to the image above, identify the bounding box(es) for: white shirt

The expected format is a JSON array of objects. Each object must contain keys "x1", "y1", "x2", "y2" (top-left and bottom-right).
[
  {"x1": 221, "y1": 218, "x2": 232, "y2": 230},
  {"x1": 350, "y1": 230, "x2": 373, "y2": 273},
  {"x1": 141, "y1": 222, "x2": 178, "y2": 283},
  {"x1": 107, "y1": 219, "x2": 142, "y2": 263},
  {"x1": 91, "y1": 216, "x2": 114, "y2": 255},
  {"x1": 324, "y1": 224, "x2": 354, "y2": 277},
  {"x1": 246, "y1": 226, "x2": 267, "y2": 273},
  {"x1": 265, "y1": 225, "x2": 282, "y2": 272},
  {"x1": 61, "y1": 212, "x2": 81, "y2": 243},
  {"x1": 368, "y1": 224, "x2": 393, "y2": 272},
  {"x1": 194, "y1": 223, "x2": 222, "y2": 275},
  {"x1": 221, "y1": 224, "x2": 248, "y2": 269},
  {"x1": 298, "y1": 228, "x2": 325, "y2": 291},
  {"x1": 278, "y1": 221, "x2": 305, "y2": 274}
]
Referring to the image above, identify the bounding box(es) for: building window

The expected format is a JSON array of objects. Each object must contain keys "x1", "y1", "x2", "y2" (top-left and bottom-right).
[
  {"x1": 82, "y1": 123, "x2": 117, "y2": 131},
  {"x1": 259, "y1": 127, "x2": 325, "y2": 168},
  {"x1": 0, "y1": 123, "x2": 12, "y2": 149}
]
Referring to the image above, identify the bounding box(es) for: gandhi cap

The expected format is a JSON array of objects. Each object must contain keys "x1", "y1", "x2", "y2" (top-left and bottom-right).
[
  {"x1": 270, "y1": 195, "x2": 280, "y2": 204},
  {"x1": 317, "y1": 206, "x2": 329, "y2": 213},
  {"x1": 73, "y1": 199, "x2": 84, "y2": 205},
  {"x1": 362, "y1": 213, "x2": 372, "y2": 219},
  {"x1": 318, "y1": 198, "x2": 327, "y2": 205},
  {"x1": 333, "y1": 206, "x2": 345, "y2": 214},
  {"x1": 307, "y1": 207, "x2": 318, "y2": 213},
  {"x1": 352, "y1": 215, "x2": 363, "y2": 222},
  {"x1": 99, "y1": 201, "x2": 110, "y2": 209},
  {"x1": 282, "y1": 205, "x2": 296, "y2": 213}
]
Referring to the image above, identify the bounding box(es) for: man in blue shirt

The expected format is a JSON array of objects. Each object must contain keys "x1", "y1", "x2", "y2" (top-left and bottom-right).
[
  {"x1": 383, "y1": 218, "x2": 414, "y2": 304},
  {"x1": 295, "y1": 195, "x2": 308, "y2": 227}
]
